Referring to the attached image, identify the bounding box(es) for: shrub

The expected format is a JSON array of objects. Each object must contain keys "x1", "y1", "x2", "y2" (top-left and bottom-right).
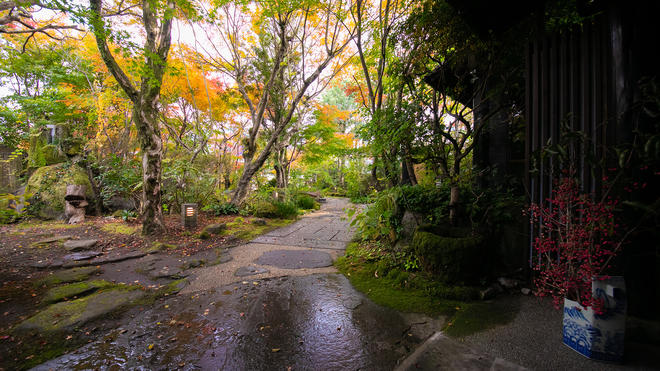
[
  {"x1": 295, "y1": 195, "x2": 317, "y2": 210},
  {"x1": 203, "y1": 203, "x2": 239, "y2": 216},
  {"x1": 411, "y1": 225, "x2": 484, "y2": 284},
  {"x1": 272, "y1": 201, "x2": 298, "y2": 219},
  {"x1": 253, "y1": 202, "x2": 277, "y2": 218}
]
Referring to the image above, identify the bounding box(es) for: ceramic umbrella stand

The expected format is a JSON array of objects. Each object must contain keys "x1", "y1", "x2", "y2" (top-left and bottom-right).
[{"x1": 562, "y1": 276, "x2": 626, "y2": 363}]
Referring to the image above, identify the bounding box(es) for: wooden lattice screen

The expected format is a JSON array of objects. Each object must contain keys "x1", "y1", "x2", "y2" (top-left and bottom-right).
[
  {"x1": 524, "y1": 16, "x2": 614, "y2": 272},
  {"x1": 0, "y1": 147, "x2": 23, "y2": 191}
]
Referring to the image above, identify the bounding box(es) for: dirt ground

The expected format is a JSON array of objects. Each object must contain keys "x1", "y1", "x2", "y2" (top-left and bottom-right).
[{"x1": 0, "y1": 212, "x2": 265, "y2": 370}]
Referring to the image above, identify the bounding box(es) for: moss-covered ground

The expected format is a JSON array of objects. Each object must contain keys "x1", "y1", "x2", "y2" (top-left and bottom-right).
[
  {"x1": 225, "y1": 218, "x2": 294, "y2": 241},
  {"x1": 335, "y1": 242, "x2": 516, "y2": 335},
  {"x1": 100, "y1": 222, "x2": 140, "y2": 235}
]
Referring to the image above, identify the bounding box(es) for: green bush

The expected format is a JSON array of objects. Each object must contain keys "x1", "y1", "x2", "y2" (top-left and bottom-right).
[
  {"x1": 203, "y1": 203, "x2": 239, "y2": 215},
  {"x1": 253, "y1": 202, "x2": 278, "y2": 218},
  {"x1": 411, "y1": 225, "x2": 484, "y2": 284},
  {"x1": 272, "y1": 200, "x2": 298, "y2": 219},
  {"x1": 295, "y1": 195, "x2": 318, "y2": 210}
]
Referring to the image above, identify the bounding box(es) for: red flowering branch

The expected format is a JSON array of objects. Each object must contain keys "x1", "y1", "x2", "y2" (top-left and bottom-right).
[{"x1": 529, "y1": 176, "x2": 628, "y2": 314}]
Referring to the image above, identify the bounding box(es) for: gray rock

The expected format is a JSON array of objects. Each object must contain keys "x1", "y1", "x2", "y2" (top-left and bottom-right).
[
  {"x1": 497, "y1": 277, "x2": 518, "y2": 289},
  {"x1": 203, "y1": 223, "x2": 227, "y2": 235},
  {"x1": 480, "y1": 286, "x2": 497, "y2": 300},
  {"x1": 223, "y1": 235, "x2": 239, "y2": 246},
  {"x1": 218, "y1": 255, "x2": 233, "y2": 264},
  {"x1": 63, "y1": 251, "x2": 102, "y2": 261},
  {"x1": 491, "y1": 283, "x2": 504, "y2": 293},
  {"x1": 401, "y1": 211, "x2": 423, "y2": 241},
  {"x1": 521, "y1": 288, "x2": 531, "y2": 295},
  {"x1": 235, "y1": 266, "x2": 270, "y2": 277},
  {"x1": 151, "y1": 267, "x2": 182, "y2": 278},
  {"x1": 252, "y1": 219, "x2": 267, "y2": 226},
  {"x1": 63, "y1": 239, "x2": 99, "y2": 251}
]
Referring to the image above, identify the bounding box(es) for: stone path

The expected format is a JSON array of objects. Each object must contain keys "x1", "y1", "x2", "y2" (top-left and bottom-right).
[{"x1": 250, "y1": 198, "x2": 354, "y2": 250}]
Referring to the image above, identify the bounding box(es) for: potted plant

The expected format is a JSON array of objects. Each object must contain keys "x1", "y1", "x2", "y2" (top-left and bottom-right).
[{"x1": 529, "y1": 174, "x2": 628, "y2": 363}]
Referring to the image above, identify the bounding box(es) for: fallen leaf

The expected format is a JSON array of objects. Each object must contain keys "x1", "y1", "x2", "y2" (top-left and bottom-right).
[
  {"x1": 272, "y1": 349, "x2": 280, "y2": 352},
  {"x1": 148, "y1": 344, "x2": 154, "y2": 350},
  {"x1": 240, "y1": 313, "x2": 244, "y2": 317},
  {"x1": 455, "y1": 307, "x2": 460, "y2": 310},
  {"x1": 65, "y1": 335, "x2": 73, "y2": 340}
]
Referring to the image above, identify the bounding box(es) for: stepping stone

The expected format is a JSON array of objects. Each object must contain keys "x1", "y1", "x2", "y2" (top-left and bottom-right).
[
  {"x1": 151, "y1": 267, "x2": 184, "y2": 278},
  {"x1": 235, "y1": 266, "x2": 270, "y2": 277},
  {"x1": 218, "y1": 255, "x2": 233, "y2": 264},
  {"x1": 31, "y1": 235, "x2": 73, "y2": 247},
  {"x1": 63, "y1": 251, "x2": 103, "y2": 261},
  {"x1": 63, "y1": 239, "x2": 99, "y2": 252},
  {"x1": 254, "y1": 249, "x2": 333, "y2": 269}
]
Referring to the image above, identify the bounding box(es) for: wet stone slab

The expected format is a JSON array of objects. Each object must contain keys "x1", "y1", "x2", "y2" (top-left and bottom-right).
[
  {"x1": 235, "y1": 266, "x2": 270, "y2": 277},
  {"x1": 254, "y1": 249, "x2": 333, "y2": 269},
  {"x1": 31, "y1": 274, "x2": 427, "y2": 371}
]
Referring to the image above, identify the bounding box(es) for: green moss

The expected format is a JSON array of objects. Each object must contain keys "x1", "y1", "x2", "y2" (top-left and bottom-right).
[
  {"x1": 41, "y1": 280, "x2": 116, "y2": 304},
  {"x1": 228, "y1": 218, "x2": 293, "y2": 241},
  {"x1": 442, "y1": 299, "x2": 518, "y2": 339},
  {"x1": 253, "y1": 202, "x2": 277, "y2": 218},
  {"x1": 194, "y1": 230, "x2": 211, "y2": 240},
  {"x1": 25, "y1": 163, "x2": 93, "y2": 219},
  {"x1": 18, "y1": 220, "x2": 80, "y2": 229},
  {"x1": 42, "y1": 145, "x2": 66, "y2": 165},
  {"x1": 412, "y1": 225, "x2": 484, "y2": 284},
  {"x1": 148, "y1": 242, "x2": 177, "y2": 252},
  {"x1": 100, "y1": 223, "x2": 139, "y2": 235},
  {"x1": 334, "y1": 243, "x2": 477, "y2": 317},
  {"x1": 33, "y1": 267, "x2": 102, "y2": 288},
  {"x1": 181, "y1": 231, "x2": 192, "y2": 236}
]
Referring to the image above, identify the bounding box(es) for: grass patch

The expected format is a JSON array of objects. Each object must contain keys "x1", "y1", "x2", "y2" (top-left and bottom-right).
[
  {"x1": 442, "y1": 299, "x2": 519, "y2": 339},
  {"x1": 227, "y1": 218, "x2": 294, "y2": 241},
  {"x1": 334, "y1": 243, "x2": 478, "y2": 318},
  {"x1": 100, "y1": 222, "x2": 140, "y2": 235}
]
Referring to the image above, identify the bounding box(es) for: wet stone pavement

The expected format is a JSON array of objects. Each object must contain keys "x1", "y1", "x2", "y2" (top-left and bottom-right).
[{"x1": 32, "y1": 198, "x2": 444, "y2": 370}]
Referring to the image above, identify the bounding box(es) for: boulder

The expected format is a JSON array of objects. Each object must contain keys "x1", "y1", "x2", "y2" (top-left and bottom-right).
[
  {"x1": 25, "y1": 163, "x2": 94, "y2": 220},
  {"x1": 252, "y1": 219, "x2": 267, "y2": 226},
  {"x1": 497, "y1": 277, "x2": 518, "y2": 289},
  {"x1": 203, "y1": 223, "x2": 227, "y2": 235}
]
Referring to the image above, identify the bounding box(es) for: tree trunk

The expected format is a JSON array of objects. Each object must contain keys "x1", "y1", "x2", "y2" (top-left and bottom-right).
[
  {"x1": 450, "y1": 186, "x2": 460, "y2": 226},
  {"x1": 134, "y1": 104, "x2": 166, "y2": 236},
  {"x1": 230, "y1": 163, "x2": 259, "y2": 206}
]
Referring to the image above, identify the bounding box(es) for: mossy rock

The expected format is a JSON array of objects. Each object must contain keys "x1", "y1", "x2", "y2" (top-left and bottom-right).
[
  {"x1": 33, "y1": 266, "x2": 101, "y2": 288},
  {"x1": 42, "y1": 145, "x2": 67, "y2": 165},
  {"x1": 411, "y1": 225, "x2": 484, "y2": 284},
  {"x1": 42, "y1": 280, "x2": 111, "y2": 304},
  {"x1": 25, "y1": 163, "x2": 93, "y2": 219},
  {"x1": 194, "y1": 230, "x2": 211, "y2": 240},
  {"x1": 253, "y1": 202, "x2": 277, "y2": 218},
  {"x1": 149, "y1": 242, "x2": 177, "y2": 252},
  {"x1": 62, "y1": 138, "x2": 84, "y2": 156},
  {"x1": 14, "y1": 289, "x2": 145, "y2": 334}
]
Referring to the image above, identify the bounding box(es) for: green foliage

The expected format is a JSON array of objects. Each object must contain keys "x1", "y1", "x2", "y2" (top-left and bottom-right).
[
  {"x1": 0, "y1": 192, "x2": 32, "y2": 224},
  {"x1": 94, "y1": 154, "x2": 141, "y2": 207},
  {"x1": 253, "y1": 202, "x2": 277, "y2": 218},
  {"x1": 271, "y1": 200, "x2": 298, "y2": 219},
  {"x1": 161, "y1": 154, "x2": 216, "y2": 210},
  {"x1": 117, "y1": 210, "x2": 137, "y2": 221},
  {"x1": 347, "y1": 188, "x2": 398, "y2": 241},
  {"x1": 202, "y1": 202, "x2": 240, "y2": 215},
  {"x1": 411, "y1": 225, "x2": 484, "y2": 284},
  {"x1": 294, "y1": 195, "x2": 318, "y2": 210}
]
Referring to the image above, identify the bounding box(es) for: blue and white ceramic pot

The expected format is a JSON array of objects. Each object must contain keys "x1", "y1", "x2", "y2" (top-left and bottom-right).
[{"x1": 562, "y1": 276, "x2": 626, "y2": 363}]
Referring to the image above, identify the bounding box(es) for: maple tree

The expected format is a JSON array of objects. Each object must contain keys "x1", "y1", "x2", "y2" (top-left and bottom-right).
[{"x1": 197, "y1": 0, "x2": 357, "y2": 206}]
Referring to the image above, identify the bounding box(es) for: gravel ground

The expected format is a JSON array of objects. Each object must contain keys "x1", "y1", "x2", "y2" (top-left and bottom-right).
[{"x1": 458, "y1": 294, "x2": 660, "y2": 371}]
